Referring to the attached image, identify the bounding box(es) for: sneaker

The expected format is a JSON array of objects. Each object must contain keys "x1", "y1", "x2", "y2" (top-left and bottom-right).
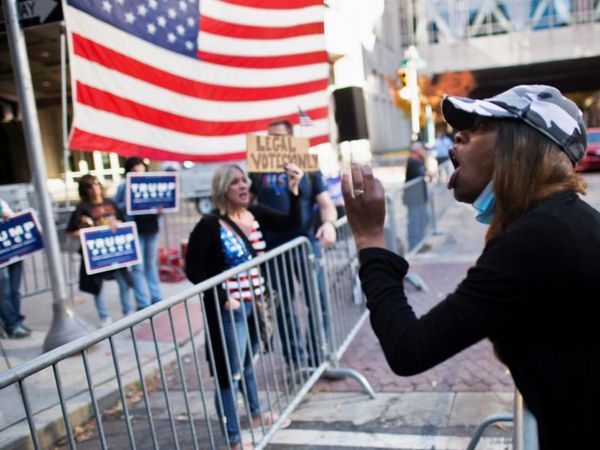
[
  {"x1": 99, "y1": 317, "x2": 113, "y2": 327},
  {"x1": 20, "y1": 324, "x2": 32, "y2": 332},
  {"x1": 7, "y1": 325, "x2": 32, "y2": 339}
]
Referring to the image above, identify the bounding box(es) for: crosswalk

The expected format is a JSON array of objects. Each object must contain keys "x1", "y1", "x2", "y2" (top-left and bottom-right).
[{"x1": 267, "y1": 428, "x2": 511, "y2": 449}]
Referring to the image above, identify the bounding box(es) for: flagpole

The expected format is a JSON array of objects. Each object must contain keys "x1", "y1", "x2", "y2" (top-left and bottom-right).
[{"x1": 1, "y1": 0, "x2": 90, "y2": 351}]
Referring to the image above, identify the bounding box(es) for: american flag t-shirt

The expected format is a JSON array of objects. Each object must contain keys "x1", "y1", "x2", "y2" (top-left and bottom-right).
[{"x1": 63, "y1": 0, "x2": 329, "y2": 162}]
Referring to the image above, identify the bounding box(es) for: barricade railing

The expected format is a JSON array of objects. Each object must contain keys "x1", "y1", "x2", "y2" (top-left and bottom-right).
[
  {"x1": 0, "y1": 231, "x2": 373, "y2": 449},
  {"x1": 384, "y1": 160, "x2": 455, "y2": 258},
  {"x1": 5, "y1": 192, "x2": 202, "y2": 301},
  {"x1": 467, "y1": 389, "x2": 539, "y2": 450},
  {"x1": 319, "y1": 217, "x2": 375, "y2": 396}
]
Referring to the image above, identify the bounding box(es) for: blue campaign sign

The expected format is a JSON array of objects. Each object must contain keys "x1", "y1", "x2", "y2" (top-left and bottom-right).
[
  {"x1": 126, "y1": 172, "x2": 179, "y2": 215},
  {"x1": 0, "y1": 209, "x2": 45, "y2": 269},
  {"x1": 80, "y1": 222, "x2": 141, "y2": 275}
]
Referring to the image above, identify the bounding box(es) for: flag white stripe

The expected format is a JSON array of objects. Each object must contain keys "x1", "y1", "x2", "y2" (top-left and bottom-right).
[
  {"x1": 198, "y1": 32, "x2": 325, "y2": 57},
  {"x1": 66, "y1": 7, "x2": 328, "y2": 88},
  {"x1": 201, "y1": 0, "x2": 323, "y2": 27},
  {"x1": 75, "y1": 105, "x2": 329, "y2": 155},
  {"x1": 74, "y1": 57, "x2": 328, "y2": 121}
]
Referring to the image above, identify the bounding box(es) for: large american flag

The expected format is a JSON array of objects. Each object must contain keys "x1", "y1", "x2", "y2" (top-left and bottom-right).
[{"x1": 63, "y1": 0, "x2": 329, "y2": 162}]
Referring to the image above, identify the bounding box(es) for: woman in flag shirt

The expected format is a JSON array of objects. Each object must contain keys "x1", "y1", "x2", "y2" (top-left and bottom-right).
[{"x1": 185, "y1": 163, "x2": 302, "y2": 450}]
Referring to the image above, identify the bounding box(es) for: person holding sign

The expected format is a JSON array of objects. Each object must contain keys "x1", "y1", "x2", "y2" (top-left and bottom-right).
[
  {"x1": 114, "y1": 157, "x2": 163, "y2": 308},
  {"x1": 67, "y1": 175, "x2": 134, "y2": 327},
  {"x1": 249, "y1": 119, "x2": 337, "y2": 370},
  {"x1": 0, "y1": 198, "x2": 30, "y2": 339},
  {"x1": 185, "y1": 163, "x2": 302, "y2": 450}
]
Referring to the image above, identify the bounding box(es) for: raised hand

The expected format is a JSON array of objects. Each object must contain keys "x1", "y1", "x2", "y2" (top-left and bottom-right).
[
  {"x1": 341, "y1": 163, "x2": 387, "y2": 250},
  {"x1": 285, "y1": 163, "x2": 304, "y2": 196}
]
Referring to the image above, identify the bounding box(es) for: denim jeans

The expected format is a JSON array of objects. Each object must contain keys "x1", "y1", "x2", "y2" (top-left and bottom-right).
[
  {"x1": 216, "y1": 302, "x2": 260, "y2": 445},
  {"x1": 93, "y1": 269, "x2": 132, "y2": 320},
  {"x1": 0, "y1": 261, "x2": 24, "y2": 333},
  {"x1": 131, "y1": 232, "x2": 162, "y2": 308},
  {"x1": 273, "y1": 240, "x2": 329, "y2": 367}
]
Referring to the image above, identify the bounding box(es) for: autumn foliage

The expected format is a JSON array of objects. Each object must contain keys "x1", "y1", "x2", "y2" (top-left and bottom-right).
[{"x1": 387, "y1": 70, "x2": 477, "y2": 124}]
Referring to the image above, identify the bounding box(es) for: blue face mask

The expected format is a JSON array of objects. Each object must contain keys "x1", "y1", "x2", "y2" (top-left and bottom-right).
[{"x1": 472, "y1": 182, "x2": 496, "y2": 225}]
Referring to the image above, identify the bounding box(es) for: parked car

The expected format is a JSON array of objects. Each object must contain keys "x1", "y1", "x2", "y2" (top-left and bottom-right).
[
  {"x1": 179, "y1": 161, "x2": 246, "y2": 214},
  {"x1": 576, "y1": 127, "x2": 600, "y2": 172}
]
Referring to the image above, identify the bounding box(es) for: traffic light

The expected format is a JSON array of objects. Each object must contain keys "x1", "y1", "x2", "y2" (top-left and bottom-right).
[
  {"x1": 398, "y1": 68, "x2": 410, "y2": 100},
  {"x1": 398, "y1": 68, "x2": 408, "y2": 88}
]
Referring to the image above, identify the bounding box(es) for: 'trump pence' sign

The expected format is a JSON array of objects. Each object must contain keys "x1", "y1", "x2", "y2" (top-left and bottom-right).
[
  {"x1": 80, "y1": 222, "x2": 141, "y2": 275},
  {"x1": 126, "y1": 172, "x2": 179, "y2": 215},
  {"x1": 246, "y1": 134, "x2": 319, "y2": 173},
  {"x1": 0, "y1": 209, "x2": 44, "y2": 269}
]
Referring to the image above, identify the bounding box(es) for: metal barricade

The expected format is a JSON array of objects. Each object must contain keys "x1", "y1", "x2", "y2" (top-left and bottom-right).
[
  {"x1": 319, "y1": 218, "x2": 375, "y2": 396},
  {"x1": 159, "y1": 193, "x2": 201, "y2": 264},
  {"x1": 6, "y1": 191, "x2": 201, "y2": 302},
  {"x1": 467, "y1": 390, "x2": 539, "y2": 450},
  {"x1": 385, "y1": 160, "x2": 455, "y2": 257},
  {"x1": 0, "y1": 235, "x2": 368, "y2": 449}
]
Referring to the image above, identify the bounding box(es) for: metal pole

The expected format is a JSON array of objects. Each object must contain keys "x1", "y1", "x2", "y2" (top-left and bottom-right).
[
  {"x1": 60, "y1": 22, "x2": 75, "y2": 305},
  {"x1": 513, "y1": 390, "x2": 539, "y2": 450},
  {"x1": 1, "y1": 0, "x2": 90, "y2": 351}
]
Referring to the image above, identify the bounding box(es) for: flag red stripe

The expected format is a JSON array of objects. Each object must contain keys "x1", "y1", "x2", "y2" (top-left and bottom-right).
[
  {"x1": 309, "y1": 134, "x2": 329, "y2": 146},
  {"x1": 73, "y1": 33, "x2": 328, "y2": 101},
  {"x1": 197, "y1": 50, "x2": 327, "y2": 69},
  {"x1": 77, "y1": 82, "x2": 329, "y2": 136},
  {"x1": 222, "y1": 0, "x2": 324, "y2": 9},
  {"x1": 200, "y1": 16, "x2": 324, "y2": 39},
  {"x1": 70, "y1": 129, "x2": 246, "y2": 162},
  {"x1": 70, "y1": 128, "x2": 330, "y2": 162}
]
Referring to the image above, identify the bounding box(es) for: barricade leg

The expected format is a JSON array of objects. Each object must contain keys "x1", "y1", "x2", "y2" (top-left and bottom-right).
[
  {"x1": 466, "y1": 413, "x2": 513, "y2": 450},
  {"x1": 319, "y1": 222, "x2": 376, "y2": 398},
  {"x1": 467, "y1": 388, "x2": 539, "y2": 450}
]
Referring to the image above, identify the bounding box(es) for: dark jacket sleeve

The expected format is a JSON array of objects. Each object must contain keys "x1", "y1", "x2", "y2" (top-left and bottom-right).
[
  {"x1": 359, "y1": 234, "x2": 540, "y2": 376},
  {"x1": 66, "y1": 205, "x2": 84, "y2": 233},
  {"x1": 250, "y1": 191, "x2": 301, "y2": 232},
  {"x1": 359, "y1": 212, "x2": 572, "y2": 376},
  {"x1": 185, "y1": 217, "x2": 219, "y2": 284}
]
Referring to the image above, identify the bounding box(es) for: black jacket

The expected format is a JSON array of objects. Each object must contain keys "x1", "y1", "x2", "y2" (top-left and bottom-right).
[
  {"x1": 185, "y1": 195, "x2": 300, "y2": 387},
  {"x1": 359, "y1": 191, "x2": 600, "y2": 450}
]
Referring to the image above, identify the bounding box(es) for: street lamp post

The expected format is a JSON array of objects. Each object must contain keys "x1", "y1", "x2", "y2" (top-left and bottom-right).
[
  {"x1": 1, "y1": 0, "x2": 91, "y2": 351},
  {"x1": 402, "y1": 45, "x2": 425, "y2": 142}
]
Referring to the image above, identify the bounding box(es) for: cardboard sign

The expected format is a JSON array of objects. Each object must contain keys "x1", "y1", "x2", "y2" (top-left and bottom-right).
[
  {"x1": 0, "y1": 209, "x2": 45, "y2": 269},
  {"x1": 80, "y1": 222, "x2": 141, "y2": 275},
  {"x1": 246, "y1": 134, "x2": 319, "y2": 173},
  {"x1": 126, "y1": 172, "x2": 179, "y2": 215}
]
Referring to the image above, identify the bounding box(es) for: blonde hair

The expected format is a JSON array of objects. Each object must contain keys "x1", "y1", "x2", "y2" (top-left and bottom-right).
[
  {"x1": 211, "y1": 164, "x2": 248, "y2": 214},
  {"x1": 487, "y1": 120, "x2": 587, "y2": 240}
]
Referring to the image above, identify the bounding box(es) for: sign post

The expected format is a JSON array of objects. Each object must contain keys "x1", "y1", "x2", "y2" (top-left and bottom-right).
[
  {"x1": 0, "y1": 0, "x2": 61, "y2": 32},
  {"x1": 1, "y1": 0, "x2": 89, "y2": 351},
  {"x1": 246, "y1": 134, "x2": 319, "y2": 173}
]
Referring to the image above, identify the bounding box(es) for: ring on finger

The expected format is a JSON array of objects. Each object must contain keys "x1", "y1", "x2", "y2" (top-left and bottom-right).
[{"x1": 354, "y1": 189, "x2": 364, "y2": 197}]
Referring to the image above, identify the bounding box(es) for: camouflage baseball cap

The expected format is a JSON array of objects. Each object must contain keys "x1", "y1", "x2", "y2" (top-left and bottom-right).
[{"x1": 441, "y1": 85, "x2": 587, "y2": 165}]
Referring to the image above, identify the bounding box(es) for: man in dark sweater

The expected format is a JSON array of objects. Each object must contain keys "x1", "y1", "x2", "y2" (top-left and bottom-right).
[
  {"x1": 403, "y1": 141, "x2": 430, "y2": 249},
  {"x1": 249, "y1": 119, "x2": 337, "y2": 368},
  {"x1": 342, "y1": 85, "x2": 599, "y2": 449}
]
